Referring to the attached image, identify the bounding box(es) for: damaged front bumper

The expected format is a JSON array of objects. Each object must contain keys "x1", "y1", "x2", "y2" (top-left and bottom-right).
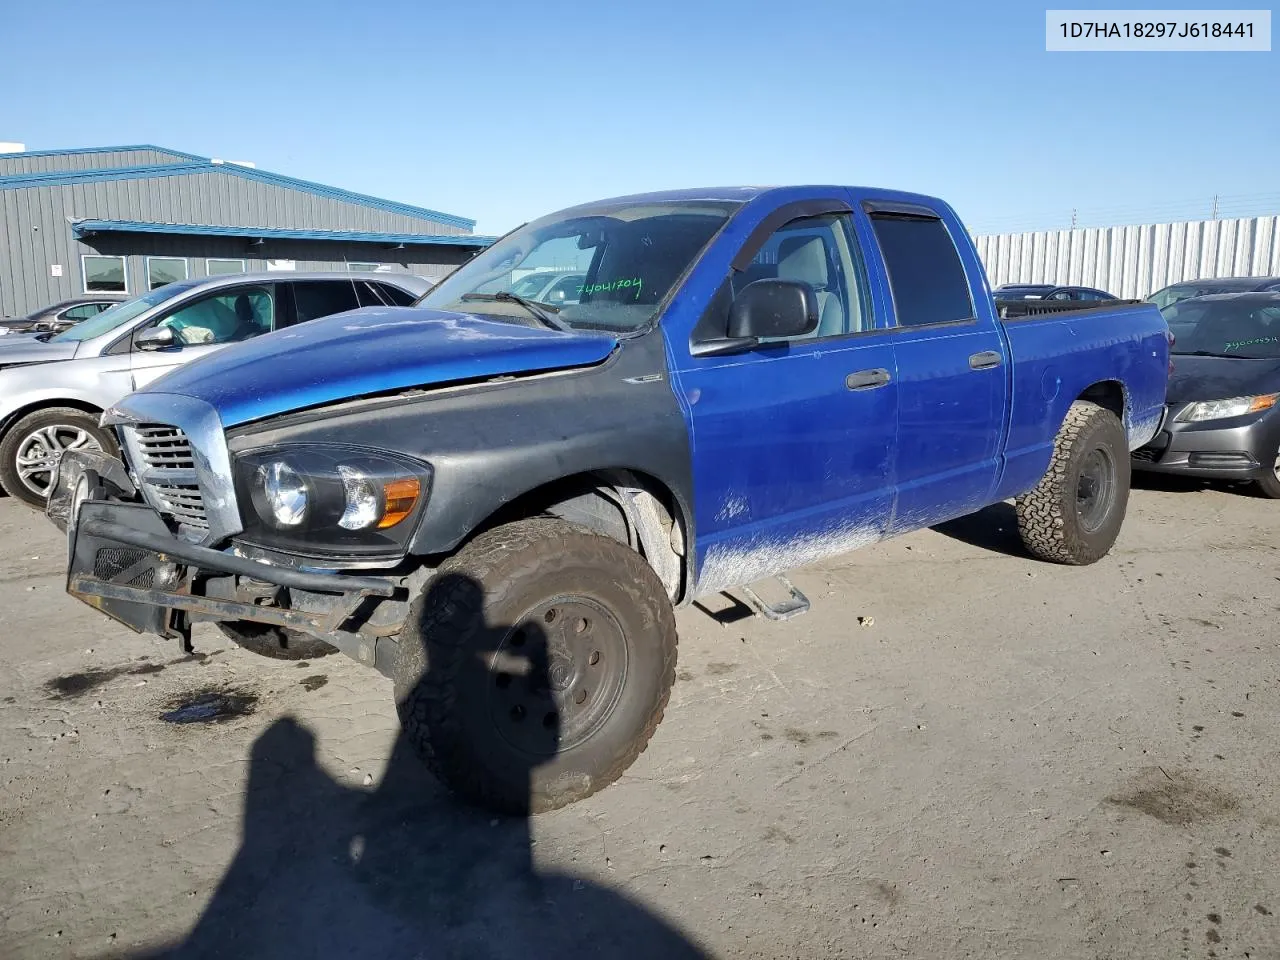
[{"x1": 49, "y1": 450, "x2": 401, "y2": 673}]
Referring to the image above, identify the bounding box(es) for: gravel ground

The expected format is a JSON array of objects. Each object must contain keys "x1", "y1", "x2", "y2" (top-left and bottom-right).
[{"x1": 1, "y1": 478, "x2": 1278, "y2": 960}]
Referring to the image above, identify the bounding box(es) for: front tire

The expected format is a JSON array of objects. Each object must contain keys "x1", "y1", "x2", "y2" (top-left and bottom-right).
[
  {"x1": 393, "y1": 517, "x2": 677, "y2": 815},
  {"x1": 1016, "y1": 400, "x2": 1130, "y2": 565},
  {"x1": 0, "y1": 407, "x2": 118, "y2": 508},
  {"x1": 1254, "y1": 452, "x2": 1280, "y2": 499}
]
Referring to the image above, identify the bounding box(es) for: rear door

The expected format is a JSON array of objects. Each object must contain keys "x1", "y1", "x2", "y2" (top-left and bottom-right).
[
  {"x1": 681, "y1": 206, "x2": 899, "y2": 594},
  {"x1": 130, "y1": 283, "x2": 278, "y2": 390},
  {"x1": 862, "y1": 200, "x2": 1009, "y2": 531}
]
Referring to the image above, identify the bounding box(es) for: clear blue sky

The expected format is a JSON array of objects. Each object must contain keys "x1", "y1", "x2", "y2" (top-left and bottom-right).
[{"x1": 2, "y1": 0, "x2": 1275, "y2": 235}]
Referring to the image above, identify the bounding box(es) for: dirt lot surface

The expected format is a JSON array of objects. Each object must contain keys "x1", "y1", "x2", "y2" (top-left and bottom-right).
[{"x1": 2, "y1": 480, "x2": 1279, "y2": 960}]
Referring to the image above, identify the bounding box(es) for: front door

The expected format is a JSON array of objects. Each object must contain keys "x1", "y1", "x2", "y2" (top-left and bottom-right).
[
  {"x1": 130, "y1": 283, "x2": 278, "y2": 390},
  {"x1": 678, "y1": 211, "x2": 899, "y2": 595}
]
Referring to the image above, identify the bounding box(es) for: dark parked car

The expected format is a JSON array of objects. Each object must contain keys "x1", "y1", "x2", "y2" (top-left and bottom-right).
[
  {"x1": 994, "y1": 284, "x2": 1118, "y2": 302},
  {"x1": 1133, "y1": 292, "x2": 1280, "y2": 497},
  {"x1": 0, "y1": 296, "x2": 126, "y2": 335},
  {"x1": 1146, "y1": 276, "x2": 1280, "y2": 312}
]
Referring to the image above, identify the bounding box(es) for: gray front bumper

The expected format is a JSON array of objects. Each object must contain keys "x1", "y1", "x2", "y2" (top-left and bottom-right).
[
  {"x1": 1132, "y1": 406, "x2": 1280, "y2": 479},
  {"x1": 52, "y1": 451, "x2": 399, "y2": 671}
]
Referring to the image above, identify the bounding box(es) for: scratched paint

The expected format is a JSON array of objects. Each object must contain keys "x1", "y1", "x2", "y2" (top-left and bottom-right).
[
  {"x1": 694, "y1": 519, "x2": 884, "y2": 597},
  {"x1": 1126, "y1": 407, "x2": 1164, "y2": 451},
  {"x1": 715, "y1": 493, "x2": 749, "y2": 523}
]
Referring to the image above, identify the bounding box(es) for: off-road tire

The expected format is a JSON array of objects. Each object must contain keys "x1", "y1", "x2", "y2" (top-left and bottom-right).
[
  {"x1": 1254, "y1": 456, "x2": 1280, "y2": 499},
  {"x1": 0, "y1": 407, "x2": 118, "y2": 508},
  {"x1": 1016, "y1": 400, "x2": 1130, "y2": 565},
  {"x1": 216, "y1": 622, "x2": 337, "y2": 661},
  {"x1": 392, "y1": 517, "x2": 677, "y2": 815}
]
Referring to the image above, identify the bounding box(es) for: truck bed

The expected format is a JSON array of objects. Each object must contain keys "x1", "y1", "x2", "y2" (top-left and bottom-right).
[{"x1": 992, "y1": 299, "x2": 1170, "y2": 504}]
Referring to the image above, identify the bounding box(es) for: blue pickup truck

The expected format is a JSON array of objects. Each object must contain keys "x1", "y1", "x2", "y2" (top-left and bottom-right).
[{"x1": 49, "y1": 186, "x2": 1170, "y2": 813}]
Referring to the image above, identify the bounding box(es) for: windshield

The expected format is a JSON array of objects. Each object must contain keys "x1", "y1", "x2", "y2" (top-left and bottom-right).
[
  {"x1": 419, "y1": 200, "x2": 740, "y2": 332},
  {"x1": 1148, "y1": 284, "x2": 1224, "y2": 312},
  {"x1": 51, "y1": 282, "x2": 200, "y2": 343},
  {"x1": 1165, "y1": 299, "x2": 1280, "y2": 359}
]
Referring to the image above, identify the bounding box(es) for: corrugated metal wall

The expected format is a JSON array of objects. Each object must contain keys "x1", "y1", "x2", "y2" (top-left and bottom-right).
[
  {"x1": 0, "y1": 148, "x2": 191, "y2": 175},
  {"x1": 974, "y1": 216, "x2": 1280, "y2": 299},
  {"x1": 0, "y1": 172, "x2": 472, "y2": 315}
]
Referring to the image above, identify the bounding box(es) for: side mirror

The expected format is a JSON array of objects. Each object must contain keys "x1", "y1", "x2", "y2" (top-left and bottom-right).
[
  {"x1": 135, "y1": 325, "x2": 177, "y2": 351},
  {"x1": 690, "y1": 278, "x2": 820, "y2": 358},
  {"x1": 728, "y1": 278, "x2": 820, "y2": 340}
]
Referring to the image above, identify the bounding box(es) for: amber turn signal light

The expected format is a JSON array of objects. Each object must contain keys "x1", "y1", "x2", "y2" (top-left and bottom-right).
[{"x1": 378, "y1": 477, "x2": 421, "y2": 528}]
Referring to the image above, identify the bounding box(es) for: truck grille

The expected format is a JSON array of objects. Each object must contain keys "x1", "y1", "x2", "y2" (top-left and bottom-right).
[
  {"x1": 149, "y1": 482, "x2": 210, "y2": 532},
  {"x1": 127, "y1": 424, "x2": 210, "y2": 536},
  {"x1": 132, "y1": 426, "x2": 197, "y2": 470}
]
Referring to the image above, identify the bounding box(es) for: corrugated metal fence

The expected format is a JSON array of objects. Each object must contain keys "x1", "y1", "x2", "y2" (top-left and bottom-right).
[{"x1": 973, "y1": 216, "x2": 1280, "y2": 300}]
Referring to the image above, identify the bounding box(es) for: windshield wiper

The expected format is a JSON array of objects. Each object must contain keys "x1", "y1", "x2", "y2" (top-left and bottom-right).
[
  {"x1": 460, "y1": 292, "x2": 571, "y2": 332},
  {"x1": 1173, "y1": 350, "x2": 1243, "y2": 359}
]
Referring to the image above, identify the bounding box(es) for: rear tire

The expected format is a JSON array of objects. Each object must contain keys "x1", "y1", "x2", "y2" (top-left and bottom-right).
[
  {"x1": 216, "y1": 622, "x2": 337, "y2": 661},
  {"x1": 0, "y1": 407, "x2": 117, "y2": 508},
  {"x1": 392, "y1": 517, "x2": 677, "y2": 815},
  {"x1": 1016, "y1": 400, "x2": 1130, "y2": 565}
]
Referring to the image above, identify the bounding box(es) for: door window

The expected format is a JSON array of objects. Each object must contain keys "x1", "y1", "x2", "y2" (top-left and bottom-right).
[
  {"x1": 60, "y1": 303, "x2": 108, "y2": 321},
  {"x1": 732, "y1": 214, "x2": 872, "y2": 339},
  {"x1": 291, "y1": 281, "x2": 361, "y2": 323},
  {"x1": 150, "y1": 286, "x2": 276, "y2": 346},
  {"x1": 544, "y1": 274, "x2": 585, "y2": 306},
  {"x1": 869, "y1": 215, "x2": 974, "y2": 327},
  {"x1": 373, "y1": 282, "x2": 417, "y2": 306}
]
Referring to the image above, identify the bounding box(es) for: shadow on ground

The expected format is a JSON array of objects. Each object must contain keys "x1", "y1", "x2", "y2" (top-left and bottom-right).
[
  {"x1": 122, "y1": 573, "x2": 706, "y2": 960},
  {"x1": 930, "y1": 501, "x2": 1030, "y2": 559}
]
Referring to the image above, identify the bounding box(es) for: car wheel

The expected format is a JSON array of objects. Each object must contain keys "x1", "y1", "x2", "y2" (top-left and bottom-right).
[
  {"x1": 392, "y1": 517, "x2": 677, "y2": 815},
  {"x1": 0, "y1": 407, "x2": 118, "y2": 509},
  {"x1": 1016, "y1": 400, "x2": 1131, "y2": 565},
  {"x1": 1254, "y1": 452, "x2": 1280, "y2": 499}
]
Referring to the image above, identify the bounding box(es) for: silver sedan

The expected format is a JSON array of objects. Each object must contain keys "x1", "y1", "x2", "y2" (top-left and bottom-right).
[{"x1": 0, "y1": 271, "x2": 432, "y2": 507}]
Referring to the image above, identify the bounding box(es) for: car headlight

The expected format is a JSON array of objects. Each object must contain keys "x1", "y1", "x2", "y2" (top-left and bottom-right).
[
  {"x1": 1175, "y1": 395, "x2": 1278, "y2": 423},
  {"x1": 234, "y1": 446, "x2": 431, "y2": 557}
]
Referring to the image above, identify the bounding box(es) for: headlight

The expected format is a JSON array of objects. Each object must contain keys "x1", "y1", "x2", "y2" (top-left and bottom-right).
[
  {"x1": 235, "y1": 446, "x2": 431, "y2": 557},
  {"x1": 259, "y1": 462, "x2": 308, "y2": 527},
  {"x1": 1175, "y1": 394, "x2": 1278, "y2": 423}
]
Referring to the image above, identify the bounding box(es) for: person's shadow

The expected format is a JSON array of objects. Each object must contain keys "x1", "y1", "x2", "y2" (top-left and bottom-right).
[{"x1": 129, "y1": 573, "x2": 706, "y2": 960}]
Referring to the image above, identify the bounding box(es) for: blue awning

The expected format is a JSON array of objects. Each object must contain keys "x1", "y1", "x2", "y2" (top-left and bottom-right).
[{"x1": 71, "y1": 218, "x2": 496, "y2": 248}]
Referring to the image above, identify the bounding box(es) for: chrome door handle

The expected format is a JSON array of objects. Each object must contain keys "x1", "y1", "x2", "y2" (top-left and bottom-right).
[
  {"x1": 969, "y1": 350, "x2": 1003, "y2": 370},
  {"x1": 845, "y1": 368, "x2": 891, "y2": 390}
]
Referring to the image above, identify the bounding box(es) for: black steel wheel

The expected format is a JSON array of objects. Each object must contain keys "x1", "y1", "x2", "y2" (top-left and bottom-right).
[
  {"x1": 1016, "y1": 400, "x2": 1131, "y2": 565},
  {"x1": 393, "y1": 517, "x2": 677, "y2": 814}
]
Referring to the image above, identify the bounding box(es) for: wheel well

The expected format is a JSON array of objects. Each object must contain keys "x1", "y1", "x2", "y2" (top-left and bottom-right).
[
  {"x1": 1077, "y1": 380, "x2": 1125, "y2": 421},
  {"x1": 0, "y1": 399, "x2": 106, "y2": 441},
  {"x1": 471, "y1": 470, "x2": 689, "y2": 602}
]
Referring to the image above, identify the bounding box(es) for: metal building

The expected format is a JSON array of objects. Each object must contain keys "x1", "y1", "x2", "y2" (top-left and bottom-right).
[
  {"x1": 0, "y1": 144, "x2": 494, "y2": 318},
  {"x1": 974, "y1": 215, "x2": 1280, "y2": 300}
]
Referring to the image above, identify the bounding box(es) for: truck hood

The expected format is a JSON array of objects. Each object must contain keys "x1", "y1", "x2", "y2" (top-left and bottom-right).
[
  {"x1": 1168, "y1": 354, "x2": 1280, "y2": 402},
  {"x1": 143, "y1": 306, "x2": 620, "y2": 427},
  {"x1": 0, "y1": 335, "x2": 79, "y2": 367}
]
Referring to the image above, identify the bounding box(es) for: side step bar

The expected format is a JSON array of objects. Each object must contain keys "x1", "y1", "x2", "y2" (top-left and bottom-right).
[{"x1": 738, "y1": 575, "x2": 811, "y2": 622}]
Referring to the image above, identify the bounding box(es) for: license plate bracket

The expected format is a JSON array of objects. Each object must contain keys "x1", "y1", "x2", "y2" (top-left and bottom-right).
[{"x1": 68, "y1": 499, "x2": 181, "y2": 636}]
